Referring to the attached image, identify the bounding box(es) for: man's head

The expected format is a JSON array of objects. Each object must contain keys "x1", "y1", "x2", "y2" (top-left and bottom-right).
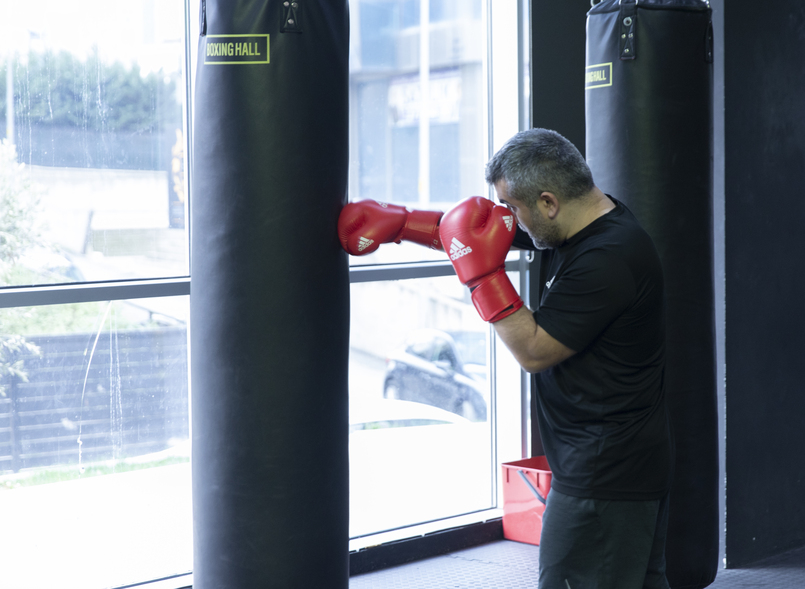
[{"x1": 485, "y1": 128, "x2": 597, "y2": 249}]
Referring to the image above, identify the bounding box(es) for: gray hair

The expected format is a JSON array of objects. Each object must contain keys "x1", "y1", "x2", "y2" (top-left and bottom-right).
[{"x1": 485, "y1": 128, "x2": 594, "y2": 208}]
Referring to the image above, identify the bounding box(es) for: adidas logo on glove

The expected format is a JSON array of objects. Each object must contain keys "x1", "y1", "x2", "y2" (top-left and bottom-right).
[
  {"x1": 358, "y1": 236, "x2": 374, "y2": 251},
  {"x1": 503, "y1": 215, "x2": 514, "y2": 231},
  {"x1": 449, "y1": 237, "x2": 473, "y2": 261}
]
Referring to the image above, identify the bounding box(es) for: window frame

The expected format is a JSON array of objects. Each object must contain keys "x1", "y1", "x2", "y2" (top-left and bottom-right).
[
  {"x1": 346, "y1": 0, "x2": 532, "y2": 556},
  {"x1": 0, "y1": 0, "x2": 532, "y2": 584},
  {"x1": 0, "y1": 0, "x2": 195, "y2": 587}
]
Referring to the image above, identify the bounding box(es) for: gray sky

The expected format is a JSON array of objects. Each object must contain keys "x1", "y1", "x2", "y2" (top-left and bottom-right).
[{"x1": 1, "y1": 0, "x2": 184, "y2": 74}]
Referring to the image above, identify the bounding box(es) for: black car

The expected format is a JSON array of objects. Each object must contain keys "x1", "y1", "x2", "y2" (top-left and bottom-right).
[{"x1": 383, "y1": 329, "x2": 488, "y2": 421}]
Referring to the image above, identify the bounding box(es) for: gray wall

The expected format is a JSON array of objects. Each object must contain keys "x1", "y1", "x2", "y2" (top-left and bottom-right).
[
  {"x1": 530, "y1": 0, "x2": 589, "y2": 156},
  {"x1": 722, "y1": 0, "x2": 805, "y2": 568},
  {"x1": 532, "y1": 0, "x2": 805, "y2": 570}
]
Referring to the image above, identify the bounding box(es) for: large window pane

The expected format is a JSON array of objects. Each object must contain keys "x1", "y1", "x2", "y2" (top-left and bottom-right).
[
  {"x1": 0, "y1": 296, "x2": 190, "y2": 589},
  {"x1": 348, "y1": 0, "x2": 486, "y2": 266},
  {"x1": 349, "y1": 276, "x2": 493, "y2": 538},
  {"x1": 0, "y1": 1, "x2": 187, "y2": 287}
]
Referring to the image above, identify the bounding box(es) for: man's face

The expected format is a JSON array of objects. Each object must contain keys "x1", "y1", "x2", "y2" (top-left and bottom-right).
[{"x1": 494, "y1": 180, "x2": 563, "y2": 250}]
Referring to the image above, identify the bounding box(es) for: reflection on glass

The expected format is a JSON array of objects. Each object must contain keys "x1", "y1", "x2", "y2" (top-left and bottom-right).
[
  {"x1": 0, "y1": 296, "x2": 190, "y2": 589},
  {"x1": 0, "y1": 0, "x2": 187, "y2": 287},
  {"x1": 349, "y1": 276, "x2": 493, "y2": 538},
  {"x1": 348, "y1": 0, "x2": 486, "y2": 266}
]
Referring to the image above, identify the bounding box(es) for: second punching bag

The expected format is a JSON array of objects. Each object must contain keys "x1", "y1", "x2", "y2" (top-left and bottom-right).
[{"x1": 586, "y1": 1, "x2": 718, "y2": 588}]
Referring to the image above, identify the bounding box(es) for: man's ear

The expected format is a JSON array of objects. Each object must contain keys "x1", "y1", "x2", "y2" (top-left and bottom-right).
[{"x1": 540, "y1": 192, "x2": 560, "y2": 219}]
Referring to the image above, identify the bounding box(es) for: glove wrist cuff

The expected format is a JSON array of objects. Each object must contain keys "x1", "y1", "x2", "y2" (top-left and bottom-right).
[
  {"x1": 470, "y1": 268, "x2": 524, "y2": 322},
  {"x1": 402, "y1": 210, "x2": 444, "y2": 250}
]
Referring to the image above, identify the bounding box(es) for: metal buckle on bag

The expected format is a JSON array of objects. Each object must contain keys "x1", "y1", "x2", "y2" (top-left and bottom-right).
[
  {"x1": 619, "y1": 0, "x2": 638, "y2": 60},
  {"x1": 281, "y1": 0, "x2": 302, "y2": 33}
]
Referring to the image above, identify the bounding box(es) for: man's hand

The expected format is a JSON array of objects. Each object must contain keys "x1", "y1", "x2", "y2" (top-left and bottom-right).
[
  {"x1": 439, "y1": 196, "x2": 523, "y2": 322},
  {"x1": 338, "y1": 199, "x2": 443, "y2": 255}
]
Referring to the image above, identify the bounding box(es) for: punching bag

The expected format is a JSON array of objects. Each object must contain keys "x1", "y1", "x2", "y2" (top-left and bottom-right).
[
  {"x1": 191, "y1": 1, "x2": 350, "y2": 588},
  {"x1": 585, "y1": 1, "x2": 718, "y2": 588}
]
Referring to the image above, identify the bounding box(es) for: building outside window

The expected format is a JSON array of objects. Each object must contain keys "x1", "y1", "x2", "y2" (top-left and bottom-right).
[
  {"x1": 347, "y1": 0, "x2": 530, "y2": 548},
  {"x1": 0, "y1": 0, "x2": 529, "y2": 586},
  {"x1": 0, "y1": 2, "x2": 192, "y2": 588}
]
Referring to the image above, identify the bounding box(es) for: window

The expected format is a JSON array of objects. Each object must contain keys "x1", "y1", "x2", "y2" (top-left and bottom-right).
[
  {"x1": 0, "y1": 1, "x2": 187, "y2": 288},
  {"x1": 0, "y1": 0, "x2": 530, "y2": 584},
  {"x1": 0, "y1": 2, "x2": 191, "y2": 588},
  {"x1": 348, "y1": 0, "x2": 487, "y2": 267},
  {"x1": 0, "y1": 298, "x2": 190, "y2": 588},
  {"x1": 347, "y1": 0, "x2": 529, "y2": 548}
]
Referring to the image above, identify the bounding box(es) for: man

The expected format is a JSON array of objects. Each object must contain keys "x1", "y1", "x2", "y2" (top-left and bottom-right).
[{"x1": 338, "y1": 128, "x2": 673, "y2": 589}]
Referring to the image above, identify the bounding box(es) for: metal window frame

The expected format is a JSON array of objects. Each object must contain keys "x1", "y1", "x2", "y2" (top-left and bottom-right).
[
  {"x1": 0, "y1": 3, "x2": 197, "y2": 589},
  {"x1": 0, "y1": 0, "x2": 532, "y2": 584},
  {"x1": 348, "y1": 258, "x2": 521, "y2": 284},
  {"x1": 345, "y1": 0, "x2": 532, "y2": 554},
  {"x1": 0, "y1": 278, "x2": 190, "y2": 309}
]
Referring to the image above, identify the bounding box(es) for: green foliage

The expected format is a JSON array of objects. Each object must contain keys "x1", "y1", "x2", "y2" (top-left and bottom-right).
[
  {"x1": 0, "y1": 299, "x2": 166, "y2": 338},
  {"x1": 0, "y1": 139, "x2": 43, "y2": 395},
  {"x1": 0, "y1": 334, "x2": 41, "y2": 398},
  {"x1": 0, "y1": 48, "x2": 180, "y2": 134},
  {"x1": 0, "y1": 302, "x2": 107, "y2": 336},
  {"x1": 0, "y1": 50, "x2": 183, "y2": 398},
  {"x1": 0, "y1": 456, "x2": 189, "y2": 489},
  {"x1": 0, "y1": 300, "x2": 167, "y2": 398},
  {"x1": 0, "y1": 140, "x2": 40, "y2": 275}
]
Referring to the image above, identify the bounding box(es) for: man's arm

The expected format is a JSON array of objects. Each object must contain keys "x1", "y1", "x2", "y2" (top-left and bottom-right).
[
  {"x1": 338, "y1": 200, "x2": 443, "y2": 255},
  {"x1": 491, "y1": 307, "x2": 576, "y2": 373},
  {"x1": 437, "y1": 197, "x2": 575, "y2": 372},
  {"x1": 337, "y1": 199, "x2": 531, "y2": 257}
]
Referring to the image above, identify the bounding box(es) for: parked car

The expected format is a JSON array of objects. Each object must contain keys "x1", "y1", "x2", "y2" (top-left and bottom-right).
[
  {"x1": 349, "y1": 397, "x2": 471, "y2": 432},
  {"x1": 383, "y1": 329, "x2": 488, "y2": 421}
]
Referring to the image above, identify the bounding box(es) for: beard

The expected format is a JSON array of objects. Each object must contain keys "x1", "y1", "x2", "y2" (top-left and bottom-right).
[{"x1": 523, "y1": 210, "x2": 564, "y2": 250}]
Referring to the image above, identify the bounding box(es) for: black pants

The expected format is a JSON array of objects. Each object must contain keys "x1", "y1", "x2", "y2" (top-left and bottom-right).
[{"x1": 538, "y1": 490, "x2": 671, "y2": 589}]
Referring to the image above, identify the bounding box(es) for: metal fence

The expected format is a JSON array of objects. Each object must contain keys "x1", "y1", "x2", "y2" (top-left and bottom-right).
[{"x1": 0, "y1": 327, "x2": 188, "y2": 473}]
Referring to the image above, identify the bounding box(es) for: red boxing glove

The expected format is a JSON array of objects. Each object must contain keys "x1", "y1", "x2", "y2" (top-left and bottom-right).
[
  {"x1": 439, "y1": 196, "x2": 523, "y2": 322},
  {"x1": 338, "y1": 199, "x2": 443, "y2": 256}
]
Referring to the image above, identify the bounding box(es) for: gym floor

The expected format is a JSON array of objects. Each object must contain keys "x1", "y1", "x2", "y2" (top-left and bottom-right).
[{"x1": 349, "y1": 539, "x2": 805, "y2": 588}]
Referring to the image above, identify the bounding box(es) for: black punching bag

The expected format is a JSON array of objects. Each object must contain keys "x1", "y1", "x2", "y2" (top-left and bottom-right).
[
  {"x1": 191, "y1": 1, "x2": 350, "y2": 588},
  {"x1": 585, "y1": 1, "x2": 717, "y2": 588}
]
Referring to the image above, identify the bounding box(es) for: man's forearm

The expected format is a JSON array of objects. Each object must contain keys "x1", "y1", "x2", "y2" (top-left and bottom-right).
[{"x1": 492, "y1": 306, "x2": 576, "y2": 373}]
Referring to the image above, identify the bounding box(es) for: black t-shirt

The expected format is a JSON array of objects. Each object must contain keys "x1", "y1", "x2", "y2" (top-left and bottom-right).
[{"x1": 529, "y1": 198, "x2": 673, "y2": 500}]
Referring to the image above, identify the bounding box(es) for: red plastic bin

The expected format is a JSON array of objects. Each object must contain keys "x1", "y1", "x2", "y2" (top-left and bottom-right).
[{"x1": 501, "y1": 456, "x2": 552, "y2": 545}]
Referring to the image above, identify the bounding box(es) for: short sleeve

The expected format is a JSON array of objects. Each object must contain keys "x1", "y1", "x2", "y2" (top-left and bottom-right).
[{"x1": 536, "y1": 250, "x2": 636, "y2": 353}]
